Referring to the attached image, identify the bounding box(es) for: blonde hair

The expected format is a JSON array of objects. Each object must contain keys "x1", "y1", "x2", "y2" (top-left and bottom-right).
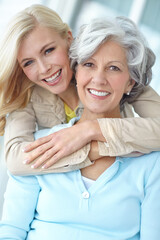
[{"x1": 0, "y1": 4, "x2": 70, "y2": 135}]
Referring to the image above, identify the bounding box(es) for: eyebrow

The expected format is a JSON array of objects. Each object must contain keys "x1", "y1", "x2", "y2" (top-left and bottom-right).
[
  {"x1": 108, "y1": 61, "x2": 126, "y2": 67},
  {"x1": 87, "y1": 58, "x2": 126, "y2": 67},
  {"x1": 40, "y1": 41, "x2": 55, "y2": 53},
  {"x1": 20, "y1": 41, "x2": 56, "y2": 65}
]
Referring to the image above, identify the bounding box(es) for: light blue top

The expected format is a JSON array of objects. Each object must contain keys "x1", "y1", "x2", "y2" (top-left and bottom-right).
[{"x1": 0, "y1": 118, "x2": 160, "y2": 240}]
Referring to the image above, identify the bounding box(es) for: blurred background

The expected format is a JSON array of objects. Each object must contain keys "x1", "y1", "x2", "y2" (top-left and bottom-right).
[{"x1": 0, "y1": 0, "x2": 160, "y2": 217}]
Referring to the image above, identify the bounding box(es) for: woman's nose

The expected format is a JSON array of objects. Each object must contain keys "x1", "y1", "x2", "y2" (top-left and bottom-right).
[
  {"x1": 91, "y1": 71, "x2": 107, "y2": 85},
  {"x1": 38, "y1": 60, "x2": 51, "y2": 74}
]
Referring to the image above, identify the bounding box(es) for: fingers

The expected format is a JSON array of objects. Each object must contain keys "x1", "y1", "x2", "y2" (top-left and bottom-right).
[
  {"x1": 41, "y1": 154, "x2": 60, "y2": 169},
  {"x1": 31, "y1": 146, "x2": 70, "y2": 169},
  {"x1": 41, "y1": 150, "x2": 67, "y2": 169},
  {"x1": 23, "y1": 140, "x2": 54, "y2": 164},
  {"x1": 23, "y1": 135, "x2": 52, "y2": 152},
  {"x1": 30, "y1": 147, "x2": 58, "y2": 168},
  {"x1": 22, "y1": 124, "x2": 90, "y2": 169}
]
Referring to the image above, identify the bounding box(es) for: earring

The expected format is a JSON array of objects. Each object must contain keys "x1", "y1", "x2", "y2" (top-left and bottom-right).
[{"x1": 126, "y1": 91, "x2": 130, "y2": 96}]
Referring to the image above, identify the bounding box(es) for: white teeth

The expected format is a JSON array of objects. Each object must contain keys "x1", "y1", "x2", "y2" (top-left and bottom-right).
[
  {"x1": 89, "y1": 89, "x2": 110, "y2": 96},
  {"x1": 45, "y1": 70, "x2": 61, "y2": 82}
]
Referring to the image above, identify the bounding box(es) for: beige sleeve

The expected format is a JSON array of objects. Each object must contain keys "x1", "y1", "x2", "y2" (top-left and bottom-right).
[
  {"x1": 132, "y1": 86, "x2": 160, "y2": 117},
  {"x1": 97, "y1": 117, "x2": 160, "y2": 156},
  {"x1": 5, "y1": 85, "x2": 160, "y2": 175},
  {"x1": 5, "y1": 102, "x2": 92, "y2": 176},
  {"x1": 4, "y1": 103, "x2": 36, "y2": 174},
  {"x1": 97, "y1": 86, "x2": 160, "y2": 156}
]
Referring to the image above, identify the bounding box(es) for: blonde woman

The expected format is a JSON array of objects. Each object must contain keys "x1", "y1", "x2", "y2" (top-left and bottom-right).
[{"x1": 0, "y1": 4, "x2": 160, "y2": 176}]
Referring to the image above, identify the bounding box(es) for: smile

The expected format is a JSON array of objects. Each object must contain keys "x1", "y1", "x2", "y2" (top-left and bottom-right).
[
  {"x1": 89, "y1": 89, "x2": 110, "y2": 97},
  {"x1": 44, "y1": 69, "x2": 62, "y2": 83}
]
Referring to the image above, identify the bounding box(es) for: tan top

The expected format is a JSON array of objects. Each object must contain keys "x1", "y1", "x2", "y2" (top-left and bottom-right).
[{"x1": 4, "y1": 85, "x2": 160, "y2": 176}]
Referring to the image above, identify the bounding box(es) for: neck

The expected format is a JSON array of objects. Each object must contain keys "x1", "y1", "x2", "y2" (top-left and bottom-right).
[
  {"x1": 78, "y1": 107, "x2": 121, "y2": 123},
  {"x1": 59, "y1": 83, "x2": 79, "y2": 110}
]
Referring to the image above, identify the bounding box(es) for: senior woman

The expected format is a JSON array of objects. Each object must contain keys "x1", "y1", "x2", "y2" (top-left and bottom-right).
[{"x1": 0, "y1": 17, "x2": 160, "y2": 240}]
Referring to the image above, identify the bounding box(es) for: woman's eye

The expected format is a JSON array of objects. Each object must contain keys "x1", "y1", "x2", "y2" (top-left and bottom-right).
[
  {"x1": 45, "y1": 47, "x2": 55, "y2": 55},
  {"x1": 109, "y1": 65, "x2": 120, "y2": 71},
  {"x1": 83, "y1": 62, "x2": 93, "y2": 67},
  {"x1": 23, "y1": 60, "x2": 33, "y2": 67}
]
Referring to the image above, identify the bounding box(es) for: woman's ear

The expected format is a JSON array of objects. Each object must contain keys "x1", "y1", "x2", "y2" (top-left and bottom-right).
[
  {"x1": 126, "y1": 79, "x2": 135, "y2": 94},
  {"x1": 67, "y1": 31, "x2": 73, "y2": 45}
]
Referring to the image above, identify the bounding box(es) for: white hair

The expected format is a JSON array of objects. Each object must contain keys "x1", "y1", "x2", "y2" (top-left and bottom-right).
[{"x1": 70, "y1": 16, "x2": 155, "y2": 105}]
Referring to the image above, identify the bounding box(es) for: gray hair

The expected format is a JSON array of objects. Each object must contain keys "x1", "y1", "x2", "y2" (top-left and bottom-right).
[{"x1": 69, "y1": 16, "x2": 155, "y2": 105}]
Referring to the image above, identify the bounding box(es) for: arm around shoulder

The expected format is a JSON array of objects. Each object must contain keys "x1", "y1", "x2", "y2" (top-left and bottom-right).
[
  {"x1": 132, "y1": 86, "x2": 160, "y2": 117},
  {"x1": 97, "y1": 116, "x2": 160, "y2": 156},
  {"x1": 97, "y1": 86, "x2": 160, "y2": 156}
]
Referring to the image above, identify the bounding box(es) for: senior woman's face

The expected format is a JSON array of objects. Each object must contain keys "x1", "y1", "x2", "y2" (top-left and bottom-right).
[
  {"x1": 17, "y1": 25, "x2": 73, "y2": 95},
  {"x1": 76, "y1": 40, "x2": 135, "y2": 118}
]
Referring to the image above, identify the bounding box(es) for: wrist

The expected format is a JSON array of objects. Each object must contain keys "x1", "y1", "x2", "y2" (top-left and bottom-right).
[
  {"x1": 84, "y1": 119, "x2": 105, "y2": 142},
  {"x1": 76, "y1": 118, "x2": 105, "y2": 144},
  {"x1": 89, "y1": 140, "x2": 99, "y2": 160}
]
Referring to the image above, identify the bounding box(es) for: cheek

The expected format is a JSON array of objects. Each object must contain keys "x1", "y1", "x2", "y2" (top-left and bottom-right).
[
  {"x1": 111, "y1": 75, "x2": 130, "y2": 93},
  {"x1": 56, "y1": 48, "x2": 70, "y2": 65},
  {"x1": 76, "y1": 68, "x2": 89, "y2": 86},
  {"x1": 22, "y1": 68, "x2": 36, "y2": 82},
  {"x1": 76, "y1": 73, "x2": 86, "y2": 96}
]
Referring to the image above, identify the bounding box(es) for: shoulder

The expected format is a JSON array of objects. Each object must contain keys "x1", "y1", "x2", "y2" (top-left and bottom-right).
[
  {"x1": 118, "y1": 152, "x2": 160, "y2": 190},
  {"x1": 125, "y1": 151, "x2": 160, "y2": 167},
  {"x1": 138, "y1": 151, "x2": 160, "y2": 165},
  {"x1": 34, "y1": 117, "x2": 79, "y2": 140},
  {"x1": 8, "y1": 173, "x2": 39, "y2": 186},
  {"x1": 30, "y1": 85, "x2": 66, "y2": 126},
  {"x1": 121, "y1": 151, "x2": 160, "y2": 177},
  {"x1": 30, "y1": 85, "x2": 61, "y2": 105}
]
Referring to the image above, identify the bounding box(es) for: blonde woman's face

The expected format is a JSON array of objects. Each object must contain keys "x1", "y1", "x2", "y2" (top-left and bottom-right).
[
  {"x1": 76, "y1": 41, "x2": 135, "y2": 118},
  {"x1": 18, "y1": 25, "x2": 73, "y2": 95}
]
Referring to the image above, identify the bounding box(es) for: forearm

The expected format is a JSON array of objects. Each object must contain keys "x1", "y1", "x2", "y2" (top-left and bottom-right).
[
  {"x1": 9, "y1": 118, "x2": 93, "y2": 175},
  {"x1": 83, "y1": 119, "x2": 106, "y2": 142},
  {"x1": 79, "y1": 86, "x2": 160, "y2": 157},
  {"x1": 132, "y1": 86, "x2": 160, "y2": 117},
  {"x1": 76, "y1": 120, "x2": 105, "y2": 161},
  {"x1": 88, "y1": 141, "x2": 100, "y2": 161},
  {"x1": 16, "y1": 100, "x2": 160, "y2": 174},
  {"x1": 95, "y1": 86, "x2": 160, "y2": 157},
  {"x1": 97, "y1": 117, "x2": 160, "y2": 156},
  {"x1": 4, "y1": 104, "x2": 36, "y2": 175}
]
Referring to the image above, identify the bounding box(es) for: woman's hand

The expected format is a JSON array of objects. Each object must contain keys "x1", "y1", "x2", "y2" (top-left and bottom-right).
[{"x1": 23, "y1": 120, "x2": 104, "y2": 169}]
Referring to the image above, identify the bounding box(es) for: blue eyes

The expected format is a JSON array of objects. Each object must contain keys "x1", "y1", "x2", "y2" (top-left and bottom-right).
[
  {"x1": 23, "y1": 47, "x2": 55, "y2": 67},
  {"x1": 24, "y1": 60, "x2": 33, "y2": 67},
  {"x1": 45, "y1": 47, "x2": 55, "y2": 55}
]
